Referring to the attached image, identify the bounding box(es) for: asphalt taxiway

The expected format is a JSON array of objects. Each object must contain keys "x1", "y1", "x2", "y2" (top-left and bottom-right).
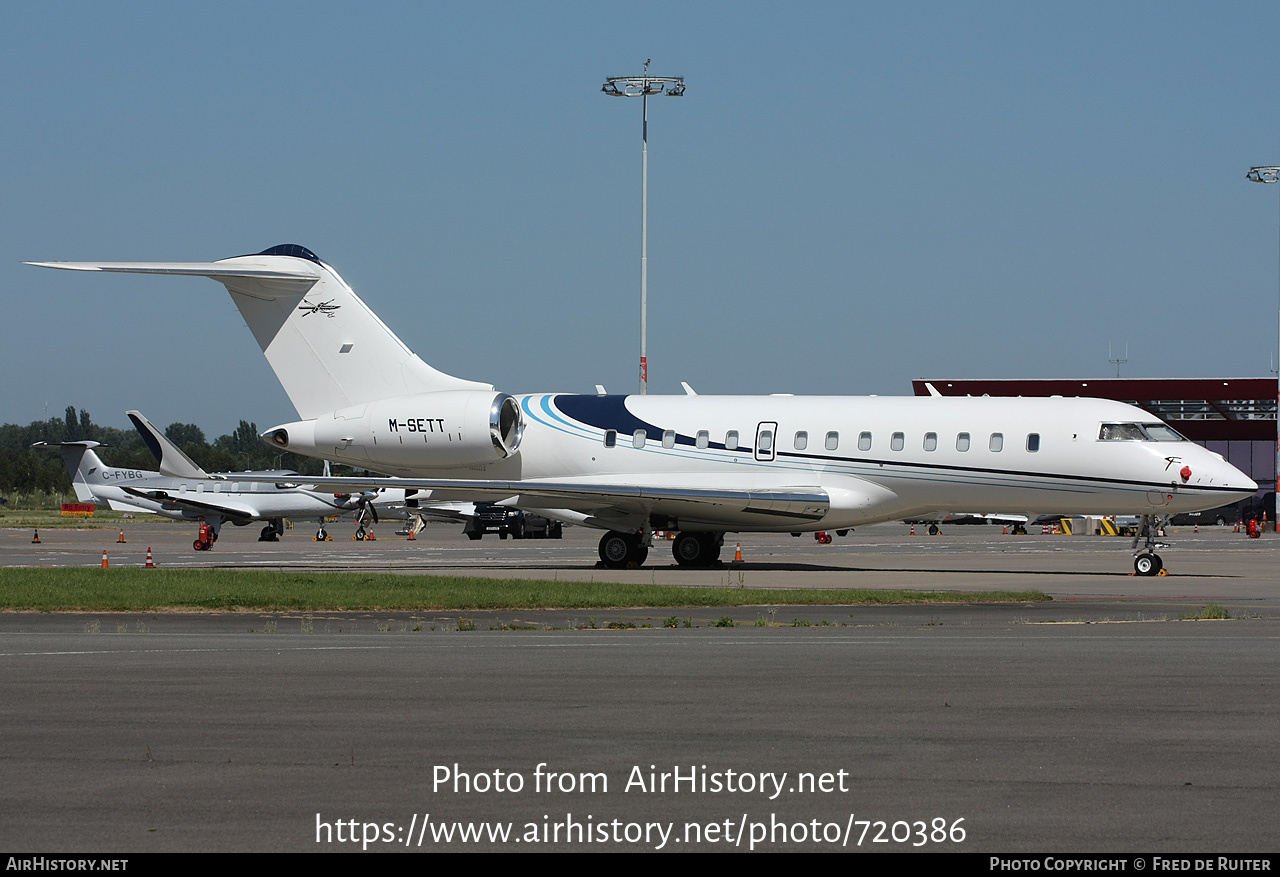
[{"x1": 0, "y1": 522, "x2": 1276, "y2": 852}]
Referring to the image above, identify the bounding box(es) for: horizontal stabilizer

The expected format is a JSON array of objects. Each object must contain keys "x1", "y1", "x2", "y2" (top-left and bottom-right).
[
  {"x1": 24, "y1": 261, "x2": 322, "y2": 282},
  {"x1": 31, "y1": 440, "x2": 105, "y2": 450}
]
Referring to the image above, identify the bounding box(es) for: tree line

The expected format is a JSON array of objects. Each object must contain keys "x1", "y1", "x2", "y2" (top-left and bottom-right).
[{"x1": 0, "y1": 406, "x2": 329, "y2": 494}]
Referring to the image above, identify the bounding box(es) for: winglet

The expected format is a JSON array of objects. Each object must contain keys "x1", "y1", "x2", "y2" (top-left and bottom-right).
[{"x1": 127, "y1": 410, "x2": 209, "y2": 479}]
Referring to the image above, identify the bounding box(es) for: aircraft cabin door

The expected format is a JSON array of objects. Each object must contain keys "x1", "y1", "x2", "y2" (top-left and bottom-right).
[{"x1": 755, "y1": 422, "x2": 777, "y2": 462}]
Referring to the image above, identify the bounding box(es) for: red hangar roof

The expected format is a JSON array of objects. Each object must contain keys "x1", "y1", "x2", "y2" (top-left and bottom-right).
[{"x1": 911, "y1": 378, "x2": 1277, "y2": 442}]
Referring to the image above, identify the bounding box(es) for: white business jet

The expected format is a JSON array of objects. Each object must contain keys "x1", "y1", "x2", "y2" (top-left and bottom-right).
[
  {"x1": 28, "y1": 245, "x2": 1257, "y2": 574},
  {"x1": 37, "y1": 408, "x2": 389, "y2": 546}
]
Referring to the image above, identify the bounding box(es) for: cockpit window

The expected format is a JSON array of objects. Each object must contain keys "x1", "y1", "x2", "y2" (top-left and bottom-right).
[
  {"x1": 1142, "y1": 422, "x2": 1187, "y2": 442},
  {"x1": 1098, "y1": 423, "x2": 1146, "y2": 441},
  {"x1": 1098, "y1": 422, "x2": 1189, "y2": 442}
]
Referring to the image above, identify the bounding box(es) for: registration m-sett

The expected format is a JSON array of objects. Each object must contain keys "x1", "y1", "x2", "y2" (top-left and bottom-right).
[{"x1": 28, "y1": 245, "x2": 1257, "y2": 575}]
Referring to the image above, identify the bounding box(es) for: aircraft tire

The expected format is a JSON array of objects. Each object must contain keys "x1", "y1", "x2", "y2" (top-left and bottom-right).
[
  {"x1": 1134, "y1": 553, "x2": 1162, "y2": 576},
  {"x1": 599, "y1": 531, "x2": 646, "y2": 568},
  {"x1": 672, "y1": 532, "x2": 705, "y2": 566},
  {"x1": 673, "y1": 532, "x2": 721, "y2": 567}
]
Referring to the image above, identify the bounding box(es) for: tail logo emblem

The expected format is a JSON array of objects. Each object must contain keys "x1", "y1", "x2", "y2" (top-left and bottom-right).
[{"x1": 298, "y1": 299, "x2": 339, "y2": 318}]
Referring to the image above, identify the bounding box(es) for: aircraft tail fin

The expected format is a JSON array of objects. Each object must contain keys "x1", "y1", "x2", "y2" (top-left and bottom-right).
[
  {"x1": 28, "y1": 244, "x2": 491, "y2": 419},
  {"x1": 32, "y1": 441, "x2": 112, "y2": 502},
  {"x1": 127, "y1": 410, "x2": 209, "y2": 479}
]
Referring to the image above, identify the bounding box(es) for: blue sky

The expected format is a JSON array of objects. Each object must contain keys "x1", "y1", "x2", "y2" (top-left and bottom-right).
[{"x1": 4, "y1": 1, "x2": 1279, "y2": 435}]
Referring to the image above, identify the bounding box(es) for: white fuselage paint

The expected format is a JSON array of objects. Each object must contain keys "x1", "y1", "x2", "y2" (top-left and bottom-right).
[{"x1": 282, "y1": 392, "x2": 1256, "y2": 532}]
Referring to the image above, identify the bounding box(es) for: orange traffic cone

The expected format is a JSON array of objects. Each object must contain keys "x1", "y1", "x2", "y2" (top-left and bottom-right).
[
  {"x1": 117, "y1": 529, "x2": 127, "y2": 544},
  {"x1": 407, "y1": 528, "x2": 416, "y2": 540},
  {"x1": 733, "y1": 543, "x2": 743, "y2": 562},
  {"x1": 101, "y1": 550, "x2": 108, "y2": 569},
  {"x1": 31, "y1": 529, "x2": 40, "y2": 544},
  {"x1": 145, "y1": 547, "x2": 154, "y2": 569}
]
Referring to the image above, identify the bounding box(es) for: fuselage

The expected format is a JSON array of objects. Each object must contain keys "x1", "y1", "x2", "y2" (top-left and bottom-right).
[{"x1": 269, "y1": 392, "x2": 1258, "y2": 532}]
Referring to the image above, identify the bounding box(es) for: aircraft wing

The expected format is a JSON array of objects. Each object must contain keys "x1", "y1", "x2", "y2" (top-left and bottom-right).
[
  {"x1": 119, "y1": 487, "x2": 265, "y2": 523},
  {"x1": 217, "y1": 475, "x2": 830, "y2": 531}
]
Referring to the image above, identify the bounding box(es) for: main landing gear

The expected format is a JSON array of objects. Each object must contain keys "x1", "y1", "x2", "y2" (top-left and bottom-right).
[
  {"x1": 672, "y1": 532, "x2": 723, "y2": 567},
  {"x1": 598, "y1": 531, "x2": 648, "y2": 569},
  {"x1": 1132, "y1": 513, "x2": 1169, "y2": 577},
  {"x1": 258, "y1": 518, "x2": 283, "y2": 542},
  {"x1": 598, "y1": 530, "x2": 729, "y2": 569}
]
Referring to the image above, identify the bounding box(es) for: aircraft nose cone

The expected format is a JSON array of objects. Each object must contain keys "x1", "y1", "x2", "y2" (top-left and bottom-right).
[{"x1": 1223, "y1": 467, "x2": 1258, "y2": 496}]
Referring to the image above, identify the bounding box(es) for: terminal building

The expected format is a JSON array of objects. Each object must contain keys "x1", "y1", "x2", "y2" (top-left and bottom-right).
[{"x1": 911, "y1": 377, "x2": 1276, "y2": 511}]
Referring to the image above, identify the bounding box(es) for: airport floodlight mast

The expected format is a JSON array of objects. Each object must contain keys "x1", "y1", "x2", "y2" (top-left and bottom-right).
[
  {"x1": 602, "y1": 60, "x2": 686, "y2": 395},
  {"x1": 1108, "y1": 341, "x2": 1128, "y2": 378},
  {"x1": 1246, "y1": 164, "x2": 1280, "y2": 531}
]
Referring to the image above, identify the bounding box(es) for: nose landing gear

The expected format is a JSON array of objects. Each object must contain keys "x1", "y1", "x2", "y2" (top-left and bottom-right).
[{"x1": 1132, "y1": 514, "x2": 1170, "y2": 576}]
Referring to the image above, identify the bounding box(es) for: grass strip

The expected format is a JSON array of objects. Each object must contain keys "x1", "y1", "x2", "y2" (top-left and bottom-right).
[{"x1": 0, "y1": 568, "x2": 1049, "y2": 612}]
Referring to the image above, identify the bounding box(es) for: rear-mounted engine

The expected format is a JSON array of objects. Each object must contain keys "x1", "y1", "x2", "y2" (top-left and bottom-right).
[{"x1": 266, "y1": 391, "x2": 523, "y2": 470}]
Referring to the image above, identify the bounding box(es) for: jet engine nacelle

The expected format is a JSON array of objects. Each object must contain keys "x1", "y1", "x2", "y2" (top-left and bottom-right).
[{"x1": 263, "y1": 391, "x2": 523, "y2": 470}]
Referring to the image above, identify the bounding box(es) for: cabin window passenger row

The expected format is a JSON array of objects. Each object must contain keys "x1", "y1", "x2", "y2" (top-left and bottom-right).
[{"x1": 603, "y1": 427, "x2": 1046, "y2": 453}]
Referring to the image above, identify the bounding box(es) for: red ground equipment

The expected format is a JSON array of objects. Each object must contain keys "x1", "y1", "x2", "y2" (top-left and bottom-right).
[
  {"x1": 1247, "y1": 519, "x2": 1260, "y2": 540},
  {"x1": 193, "y1": 523, "x2": 215, "y2": 551}
]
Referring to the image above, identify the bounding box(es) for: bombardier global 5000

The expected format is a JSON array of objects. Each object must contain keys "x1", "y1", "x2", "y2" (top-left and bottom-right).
[{"x1": 29, "y1": 245, "x2": 1257, "y2": 574}]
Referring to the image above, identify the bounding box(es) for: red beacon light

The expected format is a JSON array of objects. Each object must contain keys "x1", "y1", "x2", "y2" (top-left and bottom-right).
[{"x1": 1180, "y1": 466, "x2": 1192, "y2": 482}]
